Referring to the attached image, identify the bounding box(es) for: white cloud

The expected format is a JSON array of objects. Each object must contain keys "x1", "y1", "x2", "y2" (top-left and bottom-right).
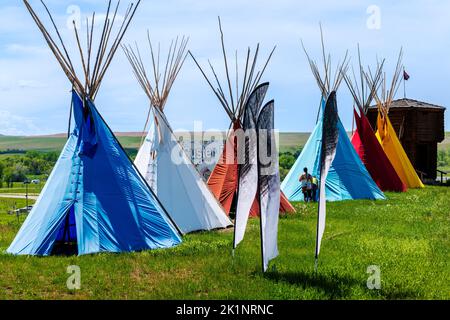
[
  {"x1": 17, "y1": 80, "x2": 47, "y2": 89},
  {"x1": 5, "y1": 44, "x2": 49, "y2": 56},
  {"x1": 0, "y1": 110, "x2": 43, "y2": 136},
  {"x1": 0, "y1": 79, "x2": 47, "y2": 91},
  {"x1": 0, "y1": 0, "x2": 449, "y2": 135}
]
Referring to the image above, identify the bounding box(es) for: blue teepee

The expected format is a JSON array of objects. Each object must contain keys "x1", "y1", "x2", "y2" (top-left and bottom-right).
[
  {"x1": 7, "y1": 92, "x2": 182, "y2": 256},
  {"x1": 281, "y1": 102, "x2": 385, "y2": 202}
]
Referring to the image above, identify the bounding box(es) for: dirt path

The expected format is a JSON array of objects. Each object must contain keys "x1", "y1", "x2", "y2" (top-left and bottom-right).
[{"x1": 0, "y1": 194, "x2": 39, "y2": 200}]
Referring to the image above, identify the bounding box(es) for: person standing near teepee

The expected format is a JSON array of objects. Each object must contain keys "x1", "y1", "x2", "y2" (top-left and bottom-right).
[{"x1": 299, "y1": 167, "x2": 313, "y2": 202}]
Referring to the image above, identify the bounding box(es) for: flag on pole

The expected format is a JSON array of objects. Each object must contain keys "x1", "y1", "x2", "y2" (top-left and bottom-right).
[
  {"x1": 403, "y1": 70, "x2": 410, "y2": 81},
  {"x1": 257, "y1": 100, "x2": 280, "y2": 272},
  {"x1": 234, "y1": 83, "x2": 269, "y2": 249},
  {"x1": 234, "y1": 83, "x2": 280, "y2": 272},
  {"x1": 315, "y1": 92, "x2": 339, "y2": 270}
]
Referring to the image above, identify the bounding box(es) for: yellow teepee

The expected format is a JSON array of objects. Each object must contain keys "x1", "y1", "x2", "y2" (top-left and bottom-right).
[
  {"x1": 368, "y1": 49, "x2": 424, "y2": 189},
  {"x1": 376, "y1": 113, "x2": 424, "y2": 188}
]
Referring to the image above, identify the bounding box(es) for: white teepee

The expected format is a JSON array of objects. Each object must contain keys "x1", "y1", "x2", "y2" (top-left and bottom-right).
[{"x1": 123, "y1": 35, "x2": 232, "y2": 234}]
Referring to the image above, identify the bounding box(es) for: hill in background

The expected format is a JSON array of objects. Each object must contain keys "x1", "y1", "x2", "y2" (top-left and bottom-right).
[
  {"x1": 0, "y1": 131, "x2": 448, "y2": 155},
  {"x1": 0, "y1": 132, "x2": 312, "y2": 154}
]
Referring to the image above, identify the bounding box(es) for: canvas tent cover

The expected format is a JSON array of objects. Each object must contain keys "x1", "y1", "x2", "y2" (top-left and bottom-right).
[
  {"x1": 8, "y1": 92, "x2": 182, "y2": 255},
  {"x1": 375, "y1": 113, "x2": 424, "y2": 188},
  {"x1": 352, "y1": 109, "x2": 407, "y2": 192},
  {"x1": 207, "y1": 121, "x2": 295, "y2": 216},
  {"x1": 281, "y1": 103, "x2": 385, "y2": 202},
  {"x1": 135, "y1": 108, "x2": 232, "y2": 234}
]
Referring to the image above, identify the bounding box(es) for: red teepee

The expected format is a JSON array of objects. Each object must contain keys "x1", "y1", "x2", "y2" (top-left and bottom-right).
[
  {"x1": 208, "y1": 121, "x2": 295, "y2": 216},
  {"x1": 351, "y1": 109, "x2": 407, "y2": 192},
  {"x1": 344, "y1": 49, "x2": 407, "y2": 193}
]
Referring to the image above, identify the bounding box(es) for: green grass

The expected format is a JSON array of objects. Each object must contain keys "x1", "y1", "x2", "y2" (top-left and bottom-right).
[
  {"x1": 277, "y1": 132, "x2": 310, "y2": 153},
  {"x1": 0, "y1": 182, "x2": 43, "y2": 195},
  {"x1": 438, "y1": 166, "x2": 450, "y2": 173},
  {"x1": 1, "y1": 131, "x2": 448, "y2": 148},
  {"x1": 0, "y1": 186, "x2": 448, "y2": 300},
  {"x1": 0, "y1": 133, "x2": 313, "y2": 154},
  {"x1": 437, "y1": 132, "x2": 450, "y2": 174},
  {"x1": 1, "y1": 131, "x2": 448, "y2": 154},
  {"x1": 439, "y1": 132, "x2": 450, "y2": 151},
  {"x1": 0, "y1": 132, "x2": 449, "y2": 299},
  {"x1": 0, "y1": 135, "x2": 141, "y2": 153},
  {"x1": 0, "y1": 136, "x2": 66, "y2": 153}
]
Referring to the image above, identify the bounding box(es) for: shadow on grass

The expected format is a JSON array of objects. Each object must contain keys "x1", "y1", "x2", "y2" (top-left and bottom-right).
[
  {"x1": 264, "y1": 270, "x2": 361, "y2": 299},
  {"x1": 264, "y1": 270, "x2": 421, "y2": 299}
]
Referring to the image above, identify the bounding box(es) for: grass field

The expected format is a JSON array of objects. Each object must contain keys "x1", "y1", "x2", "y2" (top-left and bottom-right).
[
  {"x1": 0, "y1": 136, "x2": 66, "y2": 153},
  {"x1": 0, "y1": 182, "x2": 43, "y2": 195},
  {"x1": 0, "y1": 132, "x2": 449, "y2": 299},
  {"x1": 0, "y1": 187, "x2": 448, "y2": 300},
  {"x1": 439, "y1": 132, "x2": 450, "y2": 151},
  {"x1": 0, "y1": 132, "x2": 311, "y2": 154},
  {"x1": 277, "y1": 132, "x2": 310, "y2": 153},
  {"x1": 0, "y1": 135, "x2": 142, "y2": 153},
  {"x1": 1, "y1": 131, "x2": 448, "y2": 153}
]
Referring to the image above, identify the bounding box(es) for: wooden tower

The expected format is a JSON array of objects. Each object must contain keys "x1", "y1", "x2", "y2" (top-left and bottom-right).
[{"x1": 367, "y1": 98, "x2": 446, "y2": 180}]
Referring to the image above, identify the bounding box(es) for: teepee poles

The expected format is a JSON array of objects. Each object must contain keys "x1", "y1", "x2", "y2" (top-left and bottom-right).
[
  {"x1": 218, "y1": 17, "x2": 236, "y2": 114},
  {"x1": 188, "y1": 17, "x2": 276, "y2": 124},
  {"x1": 344, "y1": 45, "x2": 385, "y2": 115},
  {"x1": 122, "y1": 34, "x2": 188, "y2": 147},
  {"x1": 23, "y1": 0, "x2": 82, "y2": 94},
  {"x1": 23, "y1": 0, "x2": 141, "y2": 100},
  {"x1": 366, "y1": 48, "x2": 404, "y2": 117},
  {"x1": 122, "y1": 35, "x2": 188, "y2": 110},
  {"x1": 386, "y1": 48, "x2": 404, "y2": 111},
  {"x1": 301, "y1": 26, "x2": 349, "y2": 123}
]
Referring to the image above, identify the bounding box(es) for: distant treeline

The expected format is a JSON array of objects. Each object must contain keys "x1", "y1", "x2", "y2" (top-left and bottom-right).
[
  {"x1": 0, "y1": 148, "x2": 302, "y2": 188},
  {"x1": 0, "y1": 149, "x2": 26, "y2": 155},
  {"x1": 0, "y1": 151, "x2": 58, "y2": 187},
  {"x1": 2, "y1": 146, "x2": 444, "y2": 188},
  {"x1": 279, "y1": 147, "x2": 303, "y2": 180},
  {"x1": 438, "y1": 149, "x2": 450, "y2": 169}
]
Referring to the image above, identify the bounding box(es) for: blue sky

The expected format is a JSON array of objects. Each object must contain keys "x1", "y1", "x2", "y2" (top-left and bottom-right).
[{"x1": 0, "y1": 0, "x2": 449, "y2": 135}]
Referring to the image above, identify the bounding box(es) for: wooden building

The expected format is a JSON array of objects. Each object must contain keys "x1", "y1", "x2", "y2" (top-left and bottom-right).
[{"x1": 367, "y1": 98, "x2": 446, "y2": 180}]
